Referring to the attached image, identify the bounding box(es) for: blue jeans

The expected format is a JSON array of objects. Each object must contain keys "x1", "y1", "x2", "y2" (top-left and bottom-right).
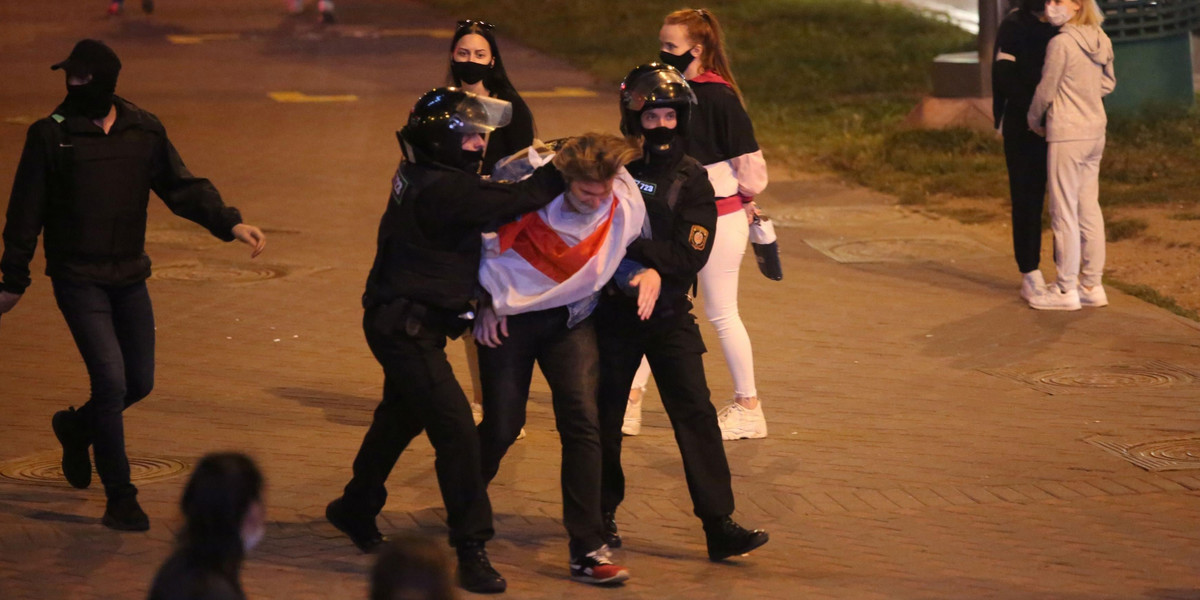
[{"x1": 52, "y1": 278, "x2": 155, "y2": 500}]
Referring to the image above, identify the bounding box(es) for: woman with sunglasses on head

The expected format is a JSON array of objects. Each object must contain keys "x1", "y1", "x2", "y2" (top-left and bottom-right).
[
  {"x1": 631, "y1": 8, "x2": 768, "y2": 442},
  {"x1": 447, "y1": 20, "x2": 536, "y2": 177},
  {"x1": 448, "y1": 19, "x2": 538, "y2": 432}
]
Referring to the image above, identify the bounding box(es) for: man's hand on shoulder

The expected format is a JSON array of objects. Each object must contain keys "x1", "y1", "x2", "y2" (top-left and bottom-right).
[{"x1": 231, "y1": 224, "x2": 267, "y2": 258}]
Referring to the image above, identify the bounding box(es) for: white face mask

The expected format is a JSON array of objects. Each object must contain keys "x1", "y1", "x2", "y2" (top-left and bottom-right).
[
  {"x1": 1045, "y1": 3, "x2": 1075, "y2": 26},
  {"x1": 242, "y1": 522, "x2": 264, "y2": 551}
]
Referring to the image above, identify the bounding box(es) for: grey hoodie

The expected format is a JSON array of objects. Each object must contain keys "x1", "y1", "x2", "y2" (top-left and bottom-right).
[{"x1": 1028, "y1": 24, "x2": 1116, "y2": 142}]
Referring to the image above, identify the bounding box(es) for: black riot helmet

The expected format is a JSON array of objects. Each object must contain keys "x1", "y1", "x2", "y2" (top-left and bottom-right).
[
  {"x1": 619, "y1": 62, "x2": 697, "y2": 139},
  {"x1": 398, "y1": 87, "x2": 512, "y2": 169}
]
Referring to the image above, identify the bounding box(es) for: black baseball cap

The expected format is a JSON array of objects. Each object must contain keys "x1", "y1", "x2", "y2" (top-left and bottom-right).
[{"x1": 51, "y1": 39, "x2": 121, "y2": 78}]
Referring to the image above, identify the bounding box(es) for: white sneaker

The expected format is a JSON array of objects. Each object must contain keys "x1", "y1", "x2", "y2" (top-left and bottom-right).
[
  {"x1": 516, "y1": 427, "x2": 526, "y2": 440},
  {"x1": 717, "y1": 402, "x2": 767, "y2": 440},
  {"x1": 621, "y1": 399, "x2": 642, "y2": 436},
  {"x1": 1078, "y1": 284, "x2": 1109, "y2": 307},
  {"x1": 1020, "y1": 270, "x2": 1046, "y2": 301},
  {"x1": 470, "y1": 403, "x2": 483, "y2": 426},
  {"x1": 1028, "y1": 284, "x2": 1082, "y2": 311}
]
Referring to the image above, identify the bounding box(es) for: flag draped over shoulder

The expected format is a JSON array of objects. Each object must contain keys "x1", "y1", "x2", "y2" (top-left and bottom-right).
[{"x1": 480, "y1": 168, "x2": 645, "y2": 317}]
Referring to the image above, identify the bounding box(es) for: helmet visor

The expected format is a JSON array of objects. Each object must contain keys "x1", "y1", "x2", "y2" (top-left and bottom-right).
[
  {"x1": 450, "y1": 94, "x2": 513, "y2": 134},
  {"x1": 622, "y1": 67, "x2": 696, "y2": 111}
]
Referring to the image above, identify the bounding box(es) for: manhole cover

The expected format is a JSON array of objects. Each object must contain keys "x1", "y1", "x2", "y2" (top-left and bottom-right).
[
  {"x1": 151, "y1": 261, "x2": 285, "y2": 283},
  {"x1": 982, "y1": 360, "x2": 1198, "y2": 395},
  {"x1": 0, "y1": 455, "x2": 190, "y2": 487},
  {"x1": 804, "y1": 235, "x2": 999, "y2": 263},
  {"x1": 771, "y1": 205, "x2": 909, "y2": 229},
  {"x1": 1086, "y1": 436, "x2": 1200, "y2": 471}
]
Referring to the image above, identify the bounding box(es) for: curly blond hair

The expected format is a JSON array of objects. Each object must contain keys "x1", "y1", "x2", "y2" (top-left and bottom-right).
[{"x1": 551, "y1": 133, "x2": 642, "y2": 184}]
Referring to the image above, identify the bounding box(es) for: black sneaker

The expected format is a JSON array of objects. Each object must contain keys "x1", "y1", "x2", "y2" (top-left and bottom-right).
[
  {"x1": 102, "y1": 494, "x2": 149, "y2": 531},
  {"x1": 703, "y1": 516, "x2": 768, "y2": 561},
  {"x1": 602, "y1": 512, "x2": 621, "y2": 549},
  {"x1": 326, "y1": 497, "x2": 385, "y2": 553},
  {"x1": 569, "y1": 545, "x2": 630, "y2": 585},
  {"x1": 456, "y1": 541, "x2": 506, "y2": 594},
  {"x1": 52, "y1": 408, "x2": 91, "y2": 489}
]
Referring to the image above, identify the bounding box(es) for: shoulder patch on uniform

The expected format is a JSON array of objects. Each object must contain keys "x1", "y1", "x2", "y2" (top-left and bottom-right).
[
  {"x1": 634, "y1": 179, "x2": 656, "y2": 196},
  {"x1": 689, "y1": 225, "x2": 709, "y2": 251},
  {"x1": 51, "y1": 114, "x2": 65, "y2": 123}
]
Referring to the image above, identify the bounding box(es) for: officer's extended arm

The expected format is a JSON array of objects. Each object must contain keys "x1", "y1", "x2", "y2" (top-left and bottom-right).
[{"x1": 452, "y1": 163, "x2": 566, "y2": 227}]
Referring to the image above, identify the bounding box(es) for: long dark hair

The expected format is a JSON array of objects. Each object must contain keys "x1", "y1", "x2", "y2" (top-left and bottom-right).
[
  {"x1": 177, "y1": 453, "x2": 264, "y2": 577},
  {"x1": 664, "y1": 8, "x2": 743, "y2": 103},
  {"x1": 446, "y1": 21, "x2": 526, "y2": 105},
  {"x1": 370, "y1": 535, "x2": 457, "y2": 600}
]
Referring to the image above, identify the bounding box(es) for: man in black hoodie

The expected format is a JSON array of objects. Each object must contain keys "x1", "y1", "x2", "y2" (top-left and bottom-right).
[
  {"x1": 0, "y1": 39, "x2": 267, "y2": 531},
  {"x1": 993, "y1": 0, "x2": 1059, "y2": 301},
  {"x1": 594, "y1": 63, "x2": 768, "y2": 563}
]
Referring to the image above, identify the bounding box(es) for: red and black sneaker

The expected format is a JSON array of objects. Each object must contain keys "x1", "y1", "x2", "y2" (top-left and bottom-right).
[{"x1": 569, "y1": 545, "x2": 630, "y2": 585}]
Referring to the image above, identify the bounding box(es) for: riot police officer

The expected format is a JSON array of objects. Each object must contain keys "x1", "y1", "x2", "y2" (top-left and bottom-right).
[
  {"x1": 594, "y1": 64, "x2": 768, "y2": 561},
  {"x1": 325, "y1": 88, "x2": 565, "y2": 594}
]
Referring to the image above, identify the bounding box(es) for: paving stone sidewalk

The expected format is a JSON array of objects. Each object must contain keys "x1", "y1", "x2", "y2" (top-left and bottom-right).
[{"x1": 2, "y1": 2, "x2": 1199, "y2": 599}]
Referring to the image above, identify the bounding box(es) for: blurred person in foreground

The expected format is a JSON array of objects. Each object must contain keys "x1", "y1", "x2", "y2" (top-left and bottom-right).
[{"x1": 148, "y1": 453, "x2": 266, "y2": 600}]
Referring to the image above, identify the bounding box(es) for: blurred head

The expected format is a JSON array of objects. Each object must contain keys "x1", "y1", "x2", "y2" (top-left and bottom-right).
[
  {"x1": 399, "y1": 88, "x2": 512, "y2": 171},
  {"x1": 551, "y1": 133, "x2": 641, "y2": 214},
  {"x1": 52, "y1": 39, "x2": 121, "y2": 119},
  {"x1": 1045, "y1": 0, "x2": 1103, "y2": 26},
  {"x1": 1018, "y1": 0, "x2": 1044, "y2": 13},
  {"x1": 370, "y1": 535, "x2": 457, "y2": 600},
  {"x1": 179, "y1": 453, "x2": 265, "y2": 571}
]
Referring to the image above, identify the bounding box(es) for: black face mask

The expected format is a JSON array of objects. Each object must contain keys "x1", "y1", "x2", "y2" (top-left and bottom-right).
[
  {"x1": 64, "y1": 80, "x2": 114, "y2": 120},
  {"x1": 452, "y1": 61, "x2": 491, "y2": 85},
  {"x1": 642, "y1": 126, "x2": 676, "y2": 150},
  {"x1": 658, "y1": 49, "x2": 695, "y2": 75},
  {"x1": 460, "y1": 148, "x2": 485, "y2": 171}
]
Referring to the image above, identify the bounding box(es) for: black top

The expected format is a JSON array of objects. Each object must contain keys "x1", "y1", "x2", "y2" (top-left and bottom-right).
[
  {"x1": 481, "y1": 88, "x2": 534, "y2": 176},
  {"x1": 147, "y1": 552, "x2": 245, "y2": 600},
  {"x1": 624, "y1": 144, "x2": 717, "y2": 314},
  {"x1": 683, "y1": 80, "x2": 759, "y2": 166},
  {"x1": 993, "y1": 10, "x2": 1059, "y2": 130},
  {"x1": 363, "y1": 145, "x2": 564, "y2": 313},
  {"x1": 1, "y1": 96, "x2": 242, "y2": 293}
]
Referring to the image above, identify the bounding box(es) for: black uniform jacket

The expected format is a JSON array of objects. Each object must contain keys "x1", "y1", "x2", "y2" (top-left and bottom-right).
[
  {"x1": 993, "y1": 10, "x2": 1059, "y2": 131},
  {"x1": 623, "y1": 143, "x2": 717, "y2": 317},
  {"x1": 363, "y1": 146, "x2": 563, "y2": 314},
  {"x1": 1, "y1": 96, "x2": 242, "y2": 293}
]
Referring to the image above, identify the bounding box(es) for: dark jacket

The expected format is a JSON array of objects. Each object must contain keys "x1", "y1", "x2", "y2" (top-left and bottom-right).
[
  {"x1": 362, "y1": 143, "x2": 563, "y2": 314},
  {"x1": 622, "y1": 143, "x2": 717, "y2": 316},
  {"x1": 993, "y1": 9, "x2": 1059, "y2": 131},
  {"x1": 147, "y1": 551, "x2": 245, "y2": 600},
  {"x1": 684, "y1": 79, "x2": 759, "y2": 167},
  {"x1": 1, "y1": 96, "x2": 243, "y2": 293}
]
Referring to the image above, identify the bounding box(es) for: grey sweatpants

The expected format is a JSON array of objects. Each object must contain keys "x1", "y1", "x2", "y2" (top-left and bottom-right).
[{"x1": 1048, "y1": 136, "x2": 1106, "y2": 290}]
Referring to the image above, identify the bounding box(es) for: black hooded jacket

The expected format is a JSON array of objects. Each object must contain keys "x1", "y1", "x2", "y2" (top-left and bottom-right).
[
  {"x1": 1, "y1": 96, "x2": 243, "y2": 293},
  {"x1": 993, "y1": 9, "x2": 1059, "y2": 131}
]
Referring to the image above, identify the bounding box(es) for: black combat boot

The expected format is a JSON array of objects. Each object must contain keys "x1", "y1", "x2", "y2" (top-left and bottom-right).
[
  {"x1": 326, "y1": 497, "x2": 386, "y2": 553},
  {"x1": 602, "y1": 511, "x2": 621, "y2": 549},
  {"x1": 702, "y1": 516, "x2": 768, "y2": 561},
  {"x1": 456, "y1": 541, "x2": 506, "y2": 594}
]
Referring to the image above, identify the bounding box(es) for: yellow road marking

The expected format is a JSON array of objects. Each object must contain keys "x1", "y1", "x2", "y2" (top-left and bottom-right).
[
  {"x1": 378, "y1": 28, "x2": 455, "y2": 39},
  {"x1": 269, "y1": 91, "x2": 359, "y2": 103},
  {"x1": 522, "y1": 87, "x2": 599, "y2": 99},
  {"x1": 167, "y1": 33, "x2": 241, "y2": 45}
]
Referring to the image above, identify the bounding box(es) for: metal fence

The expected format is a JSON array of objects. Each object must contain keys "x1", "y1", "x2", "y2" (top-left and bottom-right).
[{"x1": 1099, "y1": 0, "x2": 1200, "y2": 40}]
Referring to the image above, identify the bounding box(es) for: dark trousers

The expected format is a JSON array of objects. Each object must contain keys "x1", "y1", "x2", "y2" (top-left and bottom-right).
[
  {"x1": 51, "y1": 278, "x2": 155, "y2": 500},
  {"x1": 476, "y1": 308, "x2": 604, "y2": 556},
  {"x1": 1004, "y1": 122, "x2": 1049, "y2": 274},
  {"x1": 342, "y1": 304, "x2": 493, "y2": 546},
  {"x1": 594, "y1": 296, "x2": 734, "y2": 520}
]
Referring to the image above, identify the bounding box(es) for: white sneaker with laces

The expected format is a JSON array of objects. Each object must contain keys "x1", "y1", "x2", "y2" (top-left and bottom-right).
[
  {"x1": 717, "y1": 402, "x2": 767, "y2": 440},
  {"x1": 1020, "y1": 270, "x2": 1046, "y2": 301},
  {"x1": 621, "y1": 399, "x2": 642, "y2": 436},
  {"x1": 1078, "y1": 284, "x2": 1109, "y2": 307},
  {"x1": 1028, "y1": 284, "x2": 1082, "y2": 311}
]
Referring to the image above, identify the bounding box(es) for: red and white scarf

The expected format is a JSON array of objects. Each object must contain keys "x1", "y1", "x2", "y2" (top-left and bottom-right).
[{"x1": 480, "y1": 168, "x2": 645, "y2": 316}]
